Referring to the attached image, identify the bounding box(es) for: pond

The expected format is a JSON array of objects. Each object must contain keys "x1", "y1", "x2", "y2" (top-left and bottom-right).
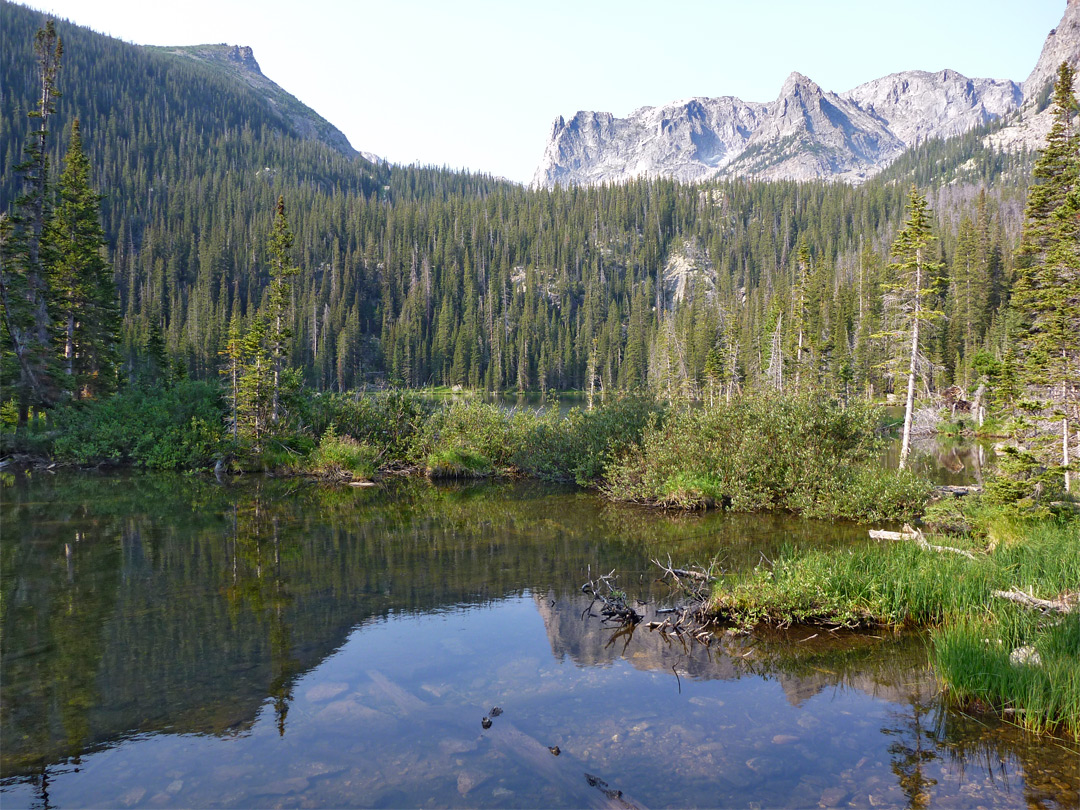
[{"x1": 1, "y1": 469, "x2": 1076, "y2": 809}]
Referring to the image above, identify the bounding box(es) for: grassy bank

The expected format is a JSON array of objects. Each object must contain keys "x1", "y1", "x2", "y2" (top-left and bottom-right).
[
  {"x1": 707, "y1": 505, "x2": 1080, "y2": 738},
  {"x1": 602, "y1": 396, "x2": 930, "y2": 521},
  {"x1": 13, "y1": 386, "x2": 928, "y2": 522}
]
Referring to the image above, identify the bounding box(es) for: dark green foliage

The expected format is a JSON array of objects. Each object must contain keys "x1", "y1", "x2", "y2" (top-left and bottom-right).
[
  {"x1": 308, "y1": 390, "x2": 434, "y2": 462},
  {"x1": 50, "y1": 380, "x2": 225, "y2": 469},
  {"x1": 46, "y1": 118, "x2": 120, "y2": 398},
  {"x1": 0, "y1": 3, "x2": 1030, "y2": 405},
  {"x1": 984, "y1": 445, "x2": 1069, "y2": 511},
  {"x1": 602, "y1": 395, "x2": 927, "y2": 520},
  {"x1": 514, "y1": 395, "x2": 664, "y2": 485},
  {"x1": 1, "y1": 15, "x2": 63, "y2": 422},
  {"x1": 1013, "y1": 61, "x2": 1080, "y2": 404}
]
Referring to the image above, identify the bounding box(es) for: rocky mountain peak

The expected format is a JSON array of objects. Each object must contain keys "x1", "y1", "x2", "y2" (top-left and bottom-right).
[
  {"x1": 780, "y1": 71, "x2": 820, "y2": 95},
  {"x1": 225, "y1": 45, "x2": 261, "y2": 75},
  {"x1": 1023, "y1": 0, "x2": 1080, "y2": 100},
  {"x1": 531, "y1": 5, "x2": 1077, "y2": 188}
]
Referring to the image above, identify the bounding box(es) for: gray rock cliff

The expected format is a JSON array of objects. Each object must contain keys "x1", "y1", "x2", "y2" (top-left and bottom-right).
[{"x1": 532, "y1": 3, "x2": 1077, "y2": 187}]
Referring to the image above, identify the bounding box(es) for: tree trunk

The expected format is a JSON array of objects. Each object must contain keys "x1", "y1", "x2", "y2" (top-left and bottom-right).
[
  {"x1": 1065, "y1": 417, "x2": 1072, "y2": 493},
  {"x1": 899, "y1": 252, "x2": 922, "y2": 470}
]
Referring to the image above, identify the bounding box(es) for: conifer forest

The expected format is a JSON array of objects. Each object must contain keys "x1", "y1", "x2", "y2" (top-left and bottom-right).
[{"x1": 2, "y1": 5, "x2": 1080, "y2": 794}]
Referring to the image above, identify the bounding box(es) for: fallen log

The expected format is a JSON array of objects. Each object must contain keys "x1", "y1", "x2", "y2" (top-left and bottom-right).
[
  {"x1": 991, "y1": 589, "x2": 1078, "y2": 614},
  {"x1": 868, "y1": 524, "x2": 978, "y2": 560},
  {"x1": 651, "y1": 556, "x2": 715, "y2": 583}
]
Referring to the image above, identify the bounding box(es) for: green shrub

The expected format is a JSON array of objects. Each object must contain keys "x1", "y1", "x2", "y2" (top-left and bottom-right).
[
  {"x1": 50, "y1": 381, "x2": 226, "y2": 470},
  {"x1": 309, "y1": 390, "x2": 433, "y2": 464},
  {"x1": 514, "y1": 395, "x2": 664, "y2": 485},
  {"x1": 602, "y1": 395, "x2": 922, "y2": 519},
  {"x1": 415, "y1": 400, "x2": 526, "y2": 469}
]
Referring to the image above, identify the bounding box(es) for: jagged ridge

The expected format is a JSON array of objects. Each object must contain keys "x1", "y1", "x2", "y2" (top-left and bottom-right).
[{"x1": 532, "y1": 3, "x2": 1079, "y2": 188}]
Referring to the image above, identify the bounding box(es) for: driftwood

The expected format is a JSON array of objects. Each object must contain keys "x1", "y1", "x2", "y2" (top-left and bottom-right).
[
  {"x1": 991, "y1": 589, "x2": 1078, "y2": 614},
  {"x1": 868, "y1": 524, "x2": 978, "y2": 560},
  {"x1": 581, "y1": 568, "x2": 642, "y2": 625}
]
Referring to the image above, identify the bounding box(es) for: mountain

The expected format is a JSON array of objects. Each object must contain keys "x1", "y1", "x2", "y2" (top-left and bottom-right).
[
  {"x1": 531, "y1": 4, "x2": 1080, "y2": 188},
  {"x1": 533, "y1": 98, "x2": 768, "y2": 187},
  {"x1": 722, "y1": 71, "x2": 909, "y2": 184},
  {"x1": 147, "y1": 43, "x2": 357, "y2": 157},
  {"x1": 986, "y1": 0, "x2": 1080, "y2": 152},
  {"x1": 0, "y1": 1, "x2": 1033, "y2": 401}
]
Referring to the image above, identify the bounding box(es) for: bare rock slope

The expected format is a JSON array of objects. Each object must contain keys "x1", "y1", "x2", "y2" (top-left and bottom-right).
[{"x1": 533, "y1": 2, "x2": 1078, "y2": 187}]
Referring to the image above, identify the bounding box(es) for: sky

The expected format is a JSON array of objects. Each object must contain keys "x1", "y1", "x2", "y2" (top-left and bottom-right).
[{"x1": 19, "y1": 0, "x2": 1069, "y2": 184}]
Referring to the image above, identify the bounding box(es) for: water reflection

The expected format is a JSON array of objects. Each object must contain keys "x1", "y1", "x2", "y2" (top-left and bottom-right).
[{"x1": 1, "y1": 473, "x2": 1076, "y2": 809}]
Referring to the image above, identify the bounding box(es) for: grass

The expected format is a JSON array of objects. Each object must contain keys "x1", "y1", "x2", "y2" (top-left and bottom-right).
[
  {"x1": 426, "y1": 447, "x2": 493, "y2": 478},
  {"x1": 307, "y1": 429, "x2": 378, "y2": 480},
  {"x1": 706, "y1": 506, "x2": 1080, "y2": 738},
  {"x1": 934, "y1": 612, "x2": 1080, "y2": 738}
]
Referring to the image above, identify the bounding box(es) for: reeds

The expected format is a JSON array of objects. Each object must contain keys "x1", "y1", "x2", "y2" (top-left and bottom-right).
[{"x1": 707, "y1": 511, "x2": 1080, "y2": 737}]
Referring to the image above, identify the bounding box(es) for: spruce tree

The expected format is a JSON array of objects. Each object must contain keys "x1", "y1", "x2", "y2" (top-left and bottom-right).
[
  {"x1": 47, "y1": 118, "x2": 120, "y2": 398},
  {"x1": 0, "y1": 20, "x2": 62, "y2": 428},
  {"x1": 1013, "y1": 62, "x2": 1079, "y2": 405},
  {"x1": 886, "y1": 187, "x2": 943, "y2": 469},
  {"x1": 266, "y1": 196, "x2": 299, "y2": 424},
  {"x1": 1013, "y1": 62, "x2": 1079, "y2": 491}
]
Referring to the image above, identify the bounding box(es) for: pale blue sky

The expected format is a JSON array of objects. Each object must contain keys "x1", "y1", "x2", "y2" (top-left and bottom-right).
[{"x1": 22, "y1": 0, "x2": 1067, "y2": 183}]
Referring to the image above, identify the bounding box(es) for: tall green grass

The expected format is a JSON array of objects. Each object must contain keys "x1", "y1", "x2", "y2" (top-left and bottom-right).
[
  {"x1": 934, "y1": 613, "x2": 1079, "y2": 739},
  {"x1": 707, "y1": 509, "x2": 1080, "y2": 737}
]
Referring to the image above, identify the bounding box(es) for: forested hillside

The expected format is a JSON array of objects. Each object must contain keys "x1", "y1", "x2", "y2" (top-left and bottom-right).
[{"x1": 0, "y1": 0, "x2": 1037, "y2": 400}]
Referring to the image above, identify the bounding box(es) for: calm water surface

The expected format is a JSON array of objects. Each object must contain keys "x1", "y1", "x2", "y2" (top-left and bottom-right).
[{"x1": 1, "y1": 470, "x2": 1076, "y2": 809}]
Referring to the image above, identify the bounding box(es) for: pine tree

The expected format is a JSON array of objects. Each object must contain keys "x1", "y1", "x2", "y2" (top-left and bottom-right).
[
  {"x1": 266, "y1": 196, "x2": 300, "y2": 425},
  {"x1": 1013, "y1": 62, "x2": 1079, "y2": 405},
  {"x1": 0, "y1": 20, "x2": 62, "y2": 429},
  {"x1": 886, "y1": 187, "x2": 943, "y2": 469},
  {"x1": 46, "y1": 119, "x2": 120, "y2": 398},
  {"x1": 1013, "y1": 62, "x2": 1080, "y2": 491}
]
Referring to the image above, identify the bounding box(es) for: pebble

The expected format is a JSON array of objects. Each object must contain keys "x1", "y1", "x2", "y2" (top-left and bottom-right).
[
  {"x1": 456, "y1": 771, "x2": 485, "y2": 796},
  {"x1": 165, "y1": 780, "x2": 183, "y2": 795},
  {"x1": 1009, "y1": 645, "x2": 1042, "y2": 666},
  {"x1": 745, "y1": 756, "x2": 786, "y2": 777}
]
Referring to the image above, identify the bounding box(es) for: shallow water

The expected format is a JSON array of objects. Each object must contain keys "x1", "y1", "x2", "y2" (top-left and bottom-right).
[{"x1": 1, "y1": 473, "x2": 1075, "y2": 809}]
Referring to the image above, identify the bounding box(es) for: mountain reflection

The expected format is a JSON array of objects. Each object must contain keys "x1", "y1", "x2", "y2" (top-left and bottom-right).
[{"x1": 1, "y1": 472, "x2": 1076, "y2": 810}]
